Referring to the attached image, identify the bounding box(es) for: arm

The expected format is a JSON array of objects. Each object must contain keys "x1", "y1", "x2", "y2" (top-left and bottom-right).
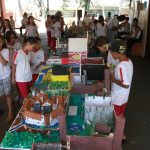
[
  {"x1": 111, "y1": 72, "x2": 129, "y2": 89},
  {"x1": 34, "y1": 17, "x2": 41, "y2": 22},
  {"x1": 0, "y1": 53, "x2": 8, "y2": 66},
  {"x1": 34, "y1": 61, "x2": 45, "y2": 71},
  {"x1": 12, "y1": 64, "x2": 16, "y2": 84}
]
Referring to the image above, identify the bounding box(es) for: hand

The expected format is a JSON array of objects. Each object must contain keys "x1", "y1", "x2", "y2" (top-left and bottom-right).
[{"x1": 110, "y1": 72, "x2": 115, "y2": 82}]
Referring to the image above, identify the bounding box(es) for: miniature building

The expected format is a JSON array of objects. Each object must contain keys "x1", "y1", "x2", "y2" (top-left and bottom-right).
[{"x1": 22, "y1": 94, "x2": 66, "y2": 127}]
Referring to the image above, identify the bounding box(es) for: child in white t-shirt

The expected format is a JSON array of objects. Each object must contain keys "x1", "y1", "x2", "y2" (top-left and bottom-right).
[
  {"x1": 51, "y1": 16, "x2": 61, "y2": 51},
  {"x1": 12, "y1": 37, "x2": 38, "y2": 99},
  {"x1": 20, "y1": 12, "x2": 28, "y2": 36},
  {"x1": 0, "y1": 35, "x2": 13, "y2": 121},
  {"x1": 30, "y1": 37, "x2": 45, "y2": 84},
  {"x1": 24, "y1": 16, "x2": 39, "y2": 38},
  {"x1": 109, "y1": 40, "x2": 133, "y2": 140},
  {"x1": 109, "y1": 39, "x2": 133, "y2": 116},
  {"x1": 5, "y1": 30, "x2": 22, "y2": 67}
]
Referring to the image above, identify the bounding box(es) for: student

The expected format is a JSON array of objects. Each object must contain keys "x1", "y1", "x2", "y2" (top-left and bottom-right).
[
  {"x1": 105, "y1": 12, "x2": 111, "y2": 24},
  {"x1": 9, "y1": 16, "x2": 15, "y2": 29},
  {"x1": 0, "y1": 35, "x2": 13, "y2": 121},
  {"x1": 0, "y1": 19, "x2": 13, "y2": 37},
  {"x1": 30, "y1": 37, "x2": 45, "y2": 84},
  {"x1": 20, "y1": 12, "x2": 28, "y2": 36},
  {"x1": 45, "y1": 15, "x2": 52, "y2": 49},
  {"x1": 109, "y1": 40, "x2": 133, "y2": 140},
  {"x1": 96, "y1": 15, "x2": 107, "y2": 37},
  {"x1": 12, "y1": 37, "x2": 38, "y2": 99},
  {"x1": 24, "y1": 16, "x2": 39, "y2": 38},
  {"x1": 5, "y1": 31, "x2": 22, "y2": 101},
  {"x1": 95, "y1": 36, "x2": 119, "y2": 66},
  {"x1": 5, "y1": 30, "x2": 22, "y2": 67}
]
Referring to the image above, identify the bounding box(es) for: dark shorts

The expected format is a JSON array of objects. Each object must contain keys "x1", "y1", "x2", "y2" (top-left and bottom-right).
[{"x1": 0, "y1": 76, "x2": 11, "y2": 96}]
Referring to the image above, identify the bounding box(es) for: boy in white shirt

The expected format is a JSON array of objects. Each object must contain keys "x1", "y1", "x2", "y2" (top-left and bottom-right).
[
  {"x1": 30, "y1": 37, "x2": 45, "y2": 84},
  {"x1": 109, "y1": 39, "x2": 133, "y2": 140},
  {"x1": 109, "y1": 40, "x2": 133, "y2": 116},
  {"x1": 12, "y1": 37, "x2": 38, "y2": 99}
]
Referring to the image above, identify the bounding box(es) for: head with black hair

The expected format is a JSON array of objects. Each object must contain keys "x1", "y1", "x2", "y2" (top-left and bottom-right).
[
  {"x1": 132, "y1": 18, "x2": 138, "y2": 27},
  {"x1": 109, "y1": 39, "x2": 126, "y2": 59},
  {"x1": 23, "y1": 37, "x2": 38, "y2": 52},
  {"x1": 33, "y1": 37, "x2": 41, "y2": 52},
  {"x1": 1, "y1": 19, "x2": 13, "y2": 35},
  {"x1": 108, "y1": 12, "x2": 111, "y2": 17},
  {"x1": 98, "y1": 15, "x2": 104, "y2": 26},
  {"x1": 5, "y1": 30, "x2": 17, "y2": 43},
  {"x1": 95, "y1": 36, "x2": 108, "y2": 53},
  {"x1": 28, "y1": 16, "x2": 36, "y2": 26},
  {"x1": 95, "y1": 36, "x2": 107, "y2": 47},
  {"x1": 117, "y1": 15, "x2": 126, "y2": 22}
]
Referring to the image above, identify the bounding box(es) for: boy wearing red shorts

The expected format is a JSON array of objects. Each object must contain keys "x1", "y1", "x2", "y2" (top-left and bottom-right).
[
  {"x1": 109, "y1": 40, "x2": 133, "y2": 116},
  {"x1": 12, "y1": 37, "x2": 38, "y2": 99},
  {"x1": 109, "y1": 40, "x2": 133, "y2": 140}
]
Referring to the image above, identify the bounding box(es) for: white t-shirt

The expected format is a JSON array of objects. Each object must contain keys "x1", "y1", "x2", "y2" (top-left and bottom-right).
[
  {"x1": 13, "y1": 49, "x2": 32, "y2": 82},
  {"x1": 53, "y1": 21, "x2": 61, "y2": 38},
  {"x1": 107, "y1": 51, "x2": 119, "y2": 66},
  {"x1": 26, "y1": 25, "x2": 39, "y2": 37},
  {"x1": 21, "y1": 18, "x2": 28, "y2": 26},
  {"x1": 107, "y1": 17, "x2": 119, "y2": 30},
  {"x1": 0, "y1": 48, "x2": 11, "y2": 79},
  {"x1": 7, "y1": 41, "x2": 22, "y2": 67},
  {"x1": 111, "y1": 59, "x2": 133, "y2": 105},
  {"x1": 50, "y1": 25, "x2": 55, "y2": 38},
  {"x1": 96, "y1": 23, "x2": 107, "y2": 37},
  {"x1": 30, "y1": 49, "x2": 44, "y2": 74}
]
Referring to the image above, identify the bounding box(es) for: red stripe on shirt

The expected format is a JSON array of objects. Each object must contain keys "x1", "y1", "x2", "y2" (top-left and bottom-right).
[
  {"x1": 119, "y1": 67, "x2": 124, "y2": 83},
  {"x1": 13, "y1": 51, "x2": 18, "y2": 63}
]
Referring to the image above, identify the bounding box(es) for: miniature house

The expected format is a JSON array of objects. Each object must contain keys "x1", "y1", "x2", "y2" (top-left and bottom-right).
[{"x1": 22, "y1": 94, "x2": 66, "y2": 127}]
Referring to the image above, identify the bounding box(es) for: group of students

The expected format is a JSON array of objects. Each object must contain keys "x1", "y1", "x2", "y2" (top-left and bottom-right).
[
  {"x1": 20, "y1": 12, "x2": 40, "y2": 38},
  {"x1": 0, "y1": 35, "x2": 45, "y2": 121},
  {"x1": 75, "y1": 12, "x2": 142, "y2": 55},
  {"x1": 0, "y1": 12, "x2": 134, "y2": 141}
]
